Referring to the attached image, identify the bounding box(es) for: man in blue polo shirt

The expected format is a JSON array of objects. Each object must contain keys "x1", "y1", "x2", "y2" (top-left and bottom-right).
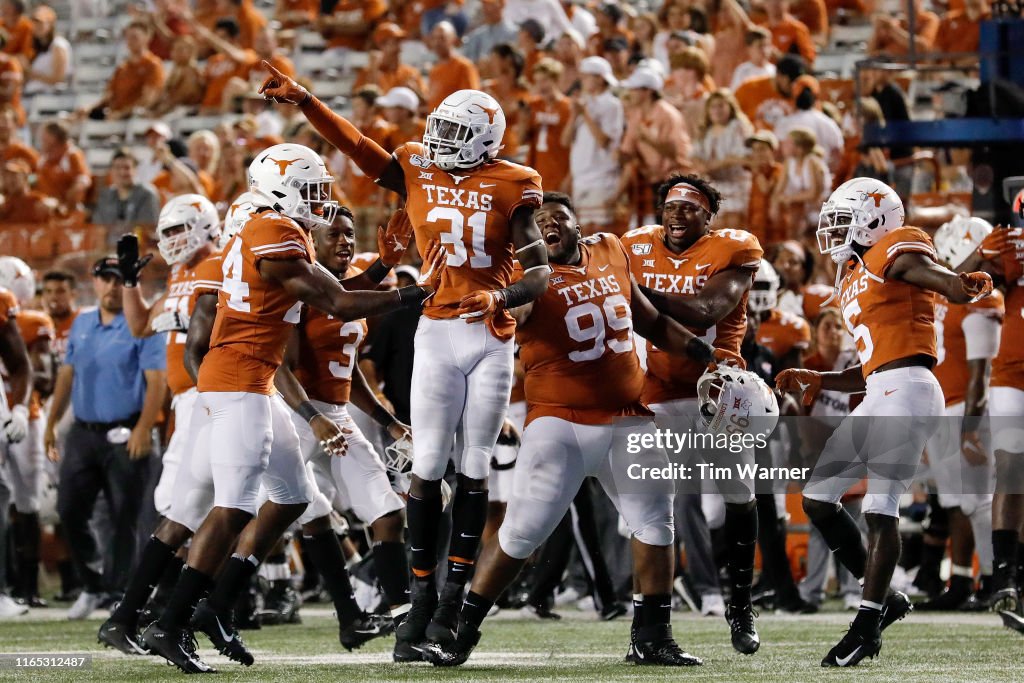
[{"x1": 44, "y1": 256, "x2": 166, "y2": 620}]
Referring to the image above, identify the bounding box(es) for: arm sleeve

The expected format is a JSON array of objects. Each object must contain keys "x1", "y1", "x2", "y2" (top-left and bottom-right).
[
  {"x1": 727, "y1": 231, "x2": 765, "y2": 270},
  {"x1": 299, "y1": 96, "x2": 394, "y2": 180},
  {"x1": 880, "y1": 227, "x2": 936, "y2": 275},
  {"x1": 191, "y1": 257, "x2": 223, "y2": 300},
  {"x1": 249, "y1": 218, "x2": 314, "y2": 265},
  {"x1": 506, "y1": 170, "x2": 544, "y2": 220},
  {"x1": 963, "y1": 311, "x2": 1001, "y2": 361}
]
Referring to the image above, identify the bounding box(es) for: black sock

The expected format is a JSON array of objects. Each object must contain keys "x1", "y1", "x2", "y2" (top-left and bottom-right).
[
  {"x1": 993, "y1": 529, "x2": 1018, "y2": 575},
  {"x1": 303, "y1": 530, "x2": 362, "y2": 625},
  {"x1": 407, "y1": 492, "x2": 443, "y2": 578},
  {"x1": 461, "y1": 590, "x2": 493, "y2": 629},
  {"x1": 1016, "y1": 541, "x2": 1024, "y2": 586},
  {"x1": 640, "y1": 594, "x2": 671, "y2": 627},
  {"x1": 725, "y1": 504, "x2": 758, "y2": 607},
  {"x1": 155, "y1": 552, "x2": 186, "y2": 599},
  {"x1": 112, "y1": 537, "x2": 176, "y2": 626},
  {"x1": 207, "y1": 554, "x2": 260, "y2": 618},
  {"x1": 852, "y1": 603, "x2": 882, "y2": 634},
  {"x1": 373, "y1": 541, "x2": 411, "y2": 608},
  {"x1": 918, "y1": 542, "x2": 945, "y2": 578},
  {"x1": 814, "y1": 506, "x2": 867, "y2": 579},
  {"x1": 631, "y1": 593, "x2": 643, "y2": 635},
  {"x1": 446, "y1": 488, "x2": 488, "y2": 585},
  {"x1": 158, "y1": 566, "x2": 214, "y2": 631}
]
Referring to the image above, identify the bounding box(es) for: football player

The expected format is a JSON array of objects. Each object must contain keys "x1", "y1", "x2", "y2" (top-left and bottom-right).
[
  {"x1": 0, "y1": 258, "x2": 54, "y2": 609},
  {"x1": 260, "y1": 64, "x2": 551, "y2": 659},
  {"x1": 139, "y1": 144, "x2": 440, "y2": 673},
  {"x1": 621, "y1": 175, "x2": 765, "y2": 654},
  {"x1": 776, "y1": 177, "x2": 993, "y2": 666},
  {"x1": 918, "y1": 217, "x2": 1002, "y2": 611},
  {"x1": 751, "y1": 261, "x2": 811, "y2": 372},
  {"x1": 423, "y1": 192, "x2": 723, "y2": 667}
]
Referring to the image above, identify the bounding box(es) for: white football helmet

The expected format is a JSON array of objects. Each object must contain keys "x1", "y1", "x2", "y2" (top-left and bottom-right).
[
  {"x1": 221, "y1": 191, "x2": 261, "y2": 248},
  {"x1": 748, "y1": 260, "x2": 780, "y2": 314},
  {"x1": 934, "y1": 215, "x2": 993, "y2": 270},
  {"x1": 157, "y1": 194, "x2": 220, "y2": 264},
  {"x1": 816, "y1": 177, "x2": 905, "y2": 264},
  {"x1": 422, "y1": 89, "x2": 505, "y2": 171},
  {"x1": 697, "y1": 366, "x2": 779, "y2": 438},
  {"x1": 248, "y1": 143, "x2": 338, "y2": 229},
  {"x1": 0, "y1": 256, "x2": 34, "y2": 305},
  {"x1": 384, "y1": 435, "x2": 453, "y2": 509}
]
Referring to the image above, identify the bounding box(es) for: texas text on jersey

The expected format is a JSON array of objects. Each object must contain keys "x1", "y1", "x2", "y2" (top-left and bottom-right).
[
  {"x1": 394, "y1": 141, "x2": 542, "y2": 340},
  {"x1": 837, "y1": 226, "x2": 938, "y2": 378},
  {"x1": 197, "y1": 211, "x2": 315, "y2": 394},
  {"x1": 515, "y1": 233, "x2": 650, "y2": 427},
  {"x1": 620, "y1": 226, "x2": 762, "y2": 403}
]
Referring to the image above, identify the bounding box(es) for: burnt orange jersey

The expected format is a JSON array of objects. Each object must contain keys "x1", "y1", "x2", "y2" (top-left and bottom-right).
[
  {"x1": 191, "y1": 253, "x2": 224, "y2": 303},
  {"x1": 837, "y1": 226, "x2": 937, "y2": 378},
  {"x1": 162, "y1": 260, "x2": 211, "y2": 396},
  {"x1": 979, "y1": 228, "x2": 1024, "y2": 389},
  {"x1": 11, "y1": 309, "x2": 54, "y2": 419},
  {"x1": 394, "y1": 141, "x2": 543, "y2": 340},
  {"x1": 0, "y1": 288, "x2": 18, "y2": 324},
  {"x1": 293, "y1": 267, "x2": 367, "y2": 405},
  {"x1": 621, "y1": 226, "x2": 762, "y2": 404},
  {"x1": 802, "y1": 283, "x2": 836, "y2": 320},
  {"x1": 515, "y1": 234, "x2": 648, "y2": 427},
  {"x1": 756, "y1": 308, "x2": 811, "y2": 359},
  {"x1": 933, "y1": 291, "x2": 1004, "y2": 406},
  {"x1": 51, "y1": 310, "x2": 77, "y2": 363},
  {"x1": 525, "y1": 94, "x2": 572, "y2": 194},
  {"x1": 198, "y1": 212, "x2": 314, "y2": 395}
]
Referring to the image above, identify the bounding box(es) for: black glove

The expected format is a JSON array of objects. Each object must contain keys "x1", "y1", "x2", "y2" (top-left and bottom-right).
[{"x1": 117, "y1": 234, "x2": 153, "y2": 288}]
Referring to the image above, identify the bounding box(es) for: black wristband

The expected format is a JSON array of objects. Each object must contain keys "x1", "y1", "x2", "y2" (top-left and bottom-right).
[
  {"x1": 497, "y1": 280, "x2": 534, "y2": 309},
  {"x1": 397, "y1": 285, "x2": 429, "y2": 308},
  {"x1": 962, "y1": 415, "x2": 983, "y2": 433},
  {"x1": 365, "y1": 258, "x2": 391, "y2": 284},
  {"x1": 296, "y1": 401, "x2": 322, "y2": 423},
  {"x1": 371, "y1": 404, "x2": 393, "y2": 427},
  {"x1": 686, "y1": 337, "x2": 715, "y2": 365}
]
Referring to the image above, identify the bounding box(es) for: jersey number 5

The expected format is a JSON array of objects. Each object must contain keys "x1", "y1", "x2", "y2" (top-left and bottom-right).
[
  {"x1": 842, "y1": 299, "x2": 874, "y2": 364},
  {"x1": 565, "y1": 295, "x2": 633, "y2": 362},
  {"x1": 427, "y1": 207, "x2": 492, "y2": 269}
]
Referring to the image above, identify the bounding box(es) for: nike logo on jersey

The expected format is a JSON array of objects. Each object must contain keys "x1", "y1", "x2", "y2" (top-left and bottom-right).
[
  {"x1": 480, "y1": 182, "x2": 496, "y2": 188},
  {"x1": 835, "y1": 647, "x2": 861, "y2": 666},
  {"x1": 598, "y1": 264, "x2": 610, "y2": 271},
  {"x1": 695, "y1": 263, "x2": 711, "y2": 270},
  {"x1": 884, "y1": 389, "x2": 898, "y2": 396},
  {"x1": 668, "y1": 257, "x2": 687, "y2": 269}
]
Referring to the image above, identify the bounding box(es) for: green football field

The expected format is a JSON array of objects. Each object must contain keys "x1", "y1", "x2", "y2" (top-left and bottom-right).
[{"x1": 0, "y1": 606, "x2": 1020, "y2": 682}]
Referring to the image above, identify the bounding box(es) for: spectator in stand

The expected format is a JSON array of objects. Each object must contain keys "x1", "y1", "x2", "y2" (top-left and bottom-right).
[
  {"x1": 354, "y1": 22, "x2": 426, "y2": 99},
  {"x1": 774, "y1": 75, "x2": 844, "y2": 174},
  {"x1": 565, "y1": 56, "x2": 623, "y2": 233},
  {"x1": 602, "y1": 36, "x2": 632, "y2": 83},
  {"x1": 380, "y1": 87, "x2": 426, "y2": 148},
  {"x1": 790, "y1": 0, "x2": 829, "y2": 48},
  {"x1": 867, "y1": 0, "x2": 939, "y2": 56},
  {"x1": 274, "y1": 0, "x2": 317, "y2": 29},
  {"x1": 35, "y1": 120, "x2": 90, "y2": 212},
  {"x1": 425, "y1": 20, "x2": 480, "y2": 110},
  {"x1": 934, "y1": 0, "x2": 990, "y2": 64},
  {"x1": 86, "y1": 21, "x2": 165, "y2": 120},
  {"x1": 711, "y1": 0, "x2": 754, "y2": 91},
  {"x1": 861, "y1": 66, "x2": 912, "y2": 197},
  {"x1": 745, "y1": 130, "x2": 785, "y2": 245},
  {"x1": 195, "y1": 19, "x2": 258, "y2": 114},
  {"x1": 137, "y1": 0, "x2": 192, "y2": 61},
  {"x1": 836, "y1": 97, "x2": 891, "y2": 186},
  {"x1": 771, "y1": 239, "x2": 834, "y2": 319},
  {"x1": 0, "y1": 0, "x2": 31, "y2": 62},
  {"x1": 735, "y1": 53, "x2": 804, "y2": 130},
  {"x1": 730, "y1": 27, "x2": 776, "y2": 92},
  {"x1": 516, "y1": 19, "x2": 546, "y2": 83},
  {"x1": 618, "y1": 66, "x2": 693, "y2": 226},
  {"x1": 319, "y1": 0, "x2": 386, "y2": 53},
  {"x1": 148, "y1": 35, "x2": 204, "y2": 117},
  {"x1": 135, "y1": 122, "x2": 171, "y2": 185},
  {"x1": 0, "y1": 36, "x2": 23, "y2": 126},
  {"x1": 462, "y1": 0, "x2": 518, "y2": 64},
  {"x1": 0, "y1": 159, "x2": 50, "y2": 223},
  {"x1": 523, "y1": 58, "x2": 573, "y2": 193},
  {"x1": 587, "y1": 3, "x2": 633, "y2": 57},
  {"x1": 187, "y1": 130, "x2": 221, "y2": 187},
  {"x1": 693, "y1": 90, "x2": 753, "y2": 228},
  {"x1": 420, "y1": 0, "x2": 469, "y2": 37},
  {"x1": 760, "y1": 0, "x2": 817, "y2": 65},
  {"x1": 561, "y1": 0, "x2": 597, "y2": 41},
  {"x1": 483, "y1": 43, "x2": 530, "y2": 159},
  {"x1": 0, "y1": 106, "x2": 35, "y2": 167},
  {"x1": 338, "y1": 86, "x2": 393, "y2": 248},
  {"x1": 90, "y1": 149, "x2": 161, "y2": 234},
  {"x1": 23, "y1": 5, "x2": 70, "y2": 95},
  {"x1": 629, "y1": 12, "x2": 659, "y2": 60},
  {"x1": 502, "y1": 0, "x2": 574, "y2": 44},
  {"x1": 151, "y1": 140, "x2": 207, "y2": 203},
  {"x1": 214, "y1": 0, "x2": 267, "y2": 51},
  {"x1": 773, "y1": 126, "x2": 831, "y2": 241},
  {"x1": 663, "y1": 46, "x2": 715, "y2": 138},
  {"x1": 552, "y1": 29, "x2": 584, "y2": 93},
  {"x1": 211, "y1": 138, "x2": 249, "y2": 203}
]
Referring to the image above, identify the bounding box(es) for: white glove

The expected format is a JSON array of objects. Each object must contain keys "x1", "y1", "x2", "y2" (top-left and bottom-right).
[
  {"x1": 4, "y1": 405, "x2": 29, "y2": 443},
  {"x1": 152, "y1": 310, "x2": 190, "y2": 333}
]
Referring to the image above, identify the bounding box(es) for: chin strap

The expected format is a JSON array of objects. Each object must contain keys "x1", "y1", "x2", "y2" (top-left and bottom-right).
[{"x1": 822, "y1": 250, "x2": 885, "y2": 307}]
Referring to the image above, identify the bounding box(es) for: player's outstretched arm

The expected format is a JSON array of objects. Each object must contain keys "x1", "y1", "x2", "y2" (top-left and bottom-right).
[
  {"x1": 274, "y1": 329, "x2": 349, "y2": 456},
  {"x1": 777, "y1": 365, "x2": 866, "y2": 407},
  {"x1": 630, "y1": 279, "x2": 716, "y2": 364},
  {"x1": 183, "y1": 293, "x2": 217, "y2": 384},
  {"x1": 639, "y1": 267, "x2": 754, "y2": 329},
  {"x1": 258, "y1": 61, "x2": 406, "y2": 197},
  {"x1": 889, "y1": 252, "x2": 993, "y2": 304},
  {"x1": 338, "y1": 209, "x2": 415, "y2": 291}
]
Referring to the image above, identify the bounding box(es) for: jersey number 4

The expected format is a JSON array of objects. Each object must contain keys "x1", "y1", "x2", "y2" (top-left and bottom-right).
[
  {"x1": 427, "y1": 207, "x2": 492, "y2": 268},
  {"x1": 565, "y1": 295, "x2": 633, "y2": 362},
  {"x1": 222, "y1": 239, "x2": 302, "y2": 321}
]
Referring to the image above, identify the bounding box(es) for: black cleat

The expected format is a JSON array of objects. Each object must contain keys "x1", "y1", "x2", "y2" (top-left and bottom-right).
[
  {"x1": 522, "y1": 602, "x2": 561, "y2": 620},
  {"x1": 999, "y1": 609, "x2": 1024, "y2": 634},
  {"x1": 98, "y1": 618, "x2": 149, "y2": 655},
  {"x1": 425, "y1": 583, "x2": 464, "y2": 646},
  {"x1": 725, "y1": 602, "x2": 760, "y2": 654},
  {"x1": 141, "y1": 622, "x2": 216, "y2": 674},
  {"x1": 394, "y1": 581, "x2": 437, "y2": 662},
  {"x1": 821, "y1": 626, "x2": 881, "y2": 667},
  {"x1": 339, "y1": 612, "x2": 395, "y2": 651},
  {"x1": 600, "y1": 601, "x2": 628, "y2": 621},
  {"x1": 628, "y1": 638, "x2": 703, "y2": 666},
  {"x1": 191, "y1": 599, "x2": 254, "y2": 666},
  {"x1": 916, "y1": 583, "x2": 971, "y2": 611},
  {"x1": 776, "y1": 596, "x2": 818, "y2": 614},
  {"x1": 880, "y1": 591, "x2": 912, "y2": 631},
  {"x1": 259, "y1": 581, "x2": 300, "y2": 625},
  {"x1": 422, "y1": 620, "x2": 480, "y2": 667}
]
